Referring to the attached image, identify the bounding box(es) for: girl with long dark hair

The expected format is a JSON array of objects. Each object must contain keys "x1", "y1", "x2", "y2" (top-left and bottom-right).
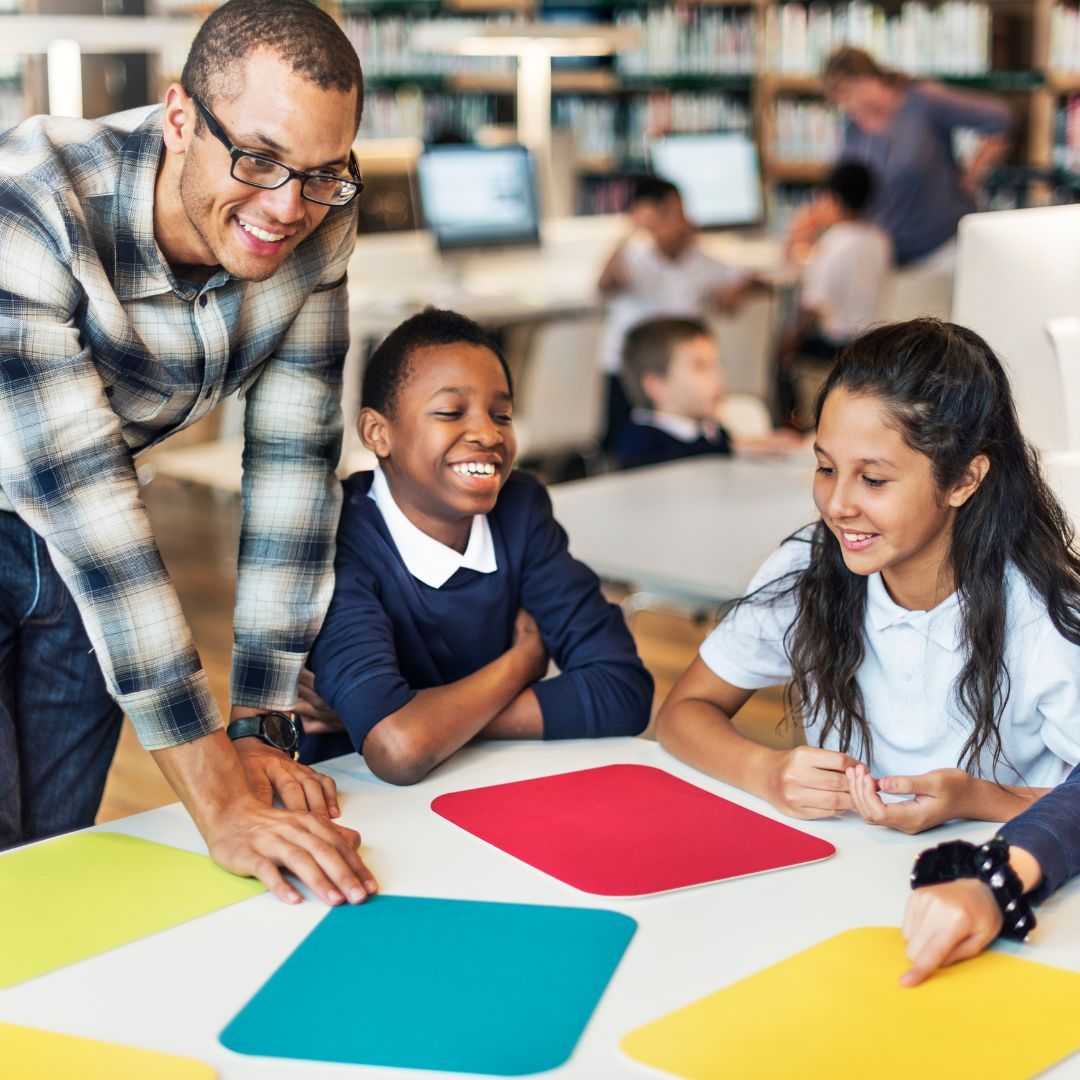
[{"x1": 656, "y1": 318, "x2": 1080, "y2": 834}]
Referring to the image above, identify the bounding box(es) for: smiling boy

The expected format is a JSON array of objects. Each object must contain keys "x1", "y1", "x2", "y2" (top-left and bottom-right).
[{"x1": 302, "y1": 309, "x2": 653, "y2": 784}]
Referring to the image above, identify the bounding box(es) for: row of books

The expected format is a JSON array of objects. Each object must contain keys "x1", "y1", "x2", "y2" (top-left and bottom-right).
[
  {"x1": 1049, "y1": 6, "x2": 1080, "y2": 75},
  {"x1": 339, "y1": 2, "x2": 990, "y2": 83},
  {"x1": 342, "y1": 16, "x2": 515, "y2": 78},
  {"x1": 1054, "y1": 94, "x2": 1080, "y2": 173},
  {"x1": 577, "y1": 174, "x2": 638, "y2": 217},
  {"x1": 613, "y1": 8, "x2": 755, "y2": 77},
  {"x1": 626, "y1": 92, "x2": 751, "y2": 143},
  {"x1": 360, "y1": 88, "x2": 498, "y2": 141},
  {"x1": 771, "y1": 99, "x2": 842, "y2": 163},
  {"x1": 358, "y1": 88, "x2": 752, "y2": 159},
  {"x1": 763, "y1": 1, "x2": 990, "y2": 77},
  {"x1": 552, "y1": 93, "x2": 751, "y2": 159},
  {"x1": 552, "y1": 97, "x2": 620, "y2": 158}
]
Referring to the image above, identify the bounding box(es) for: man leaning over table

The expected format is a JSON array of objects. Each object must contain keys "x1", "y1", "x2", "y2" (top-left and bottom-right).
[{"x1": 0, "y1": 0, "x2": 378, "y2": 906}]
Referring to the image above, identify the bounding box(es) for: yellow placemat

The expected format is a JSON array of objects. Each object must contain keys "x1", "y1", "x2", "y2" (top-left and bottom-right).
[
  {"x1": 0, "y1": 831, "x2": 265, "y2": 988},
  {"x1": 0, "y1": 1021, "x2": 216, "y2": 1080},
  {"x1": 621, "y1": 926, "x2": 1080, "y2": 1079}
]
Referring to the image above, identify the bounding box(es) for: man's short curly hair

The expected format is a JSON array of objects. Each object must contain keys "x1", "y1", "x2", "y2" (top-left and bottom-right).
[
  {"x1": 363, "y1": 309, "x2": 513, "y2": 418},
  {"x1": 181, "y1": 0, "x2": 364, "y2": 130}
]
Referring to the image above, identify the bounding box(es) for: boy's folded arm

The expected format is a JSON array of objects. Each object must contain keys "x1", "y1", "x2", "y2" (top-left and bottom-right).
[
  {"x1": 516, "y1": 479, "x2": 654, "y2": 739},
  {"x1": 482, "y1": 688, "x2": 543, "y2": 738},
  {"x1": 360, "y1": 642, "x2": 544, "y2": 786},
  {"x1": 532, "y1": 661, "x2": 652, "y2": 739}
]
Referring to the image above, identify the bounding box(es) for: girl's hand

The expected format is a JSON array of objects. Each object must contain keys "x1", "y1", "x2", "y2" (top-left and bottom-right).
[
  {"x1": 847, "y1": 764, "x2": 971, "y2": 834},
  {"x1": 765, "y1": 746, "x2": 860, "y2": 819},
  {"x1": 900, "y1": 878, "x2": 1002, "y2": 986}
]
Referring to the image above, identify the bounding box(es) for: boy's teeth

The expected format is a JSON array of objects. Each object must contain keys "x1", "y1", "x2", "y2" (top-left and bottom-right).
[
  {"x1": 452, "y1": 462, "x2": 496, "y2": 477},
  {"x1": 238, "y1": 219, "x2": 285, "y2": 242}
]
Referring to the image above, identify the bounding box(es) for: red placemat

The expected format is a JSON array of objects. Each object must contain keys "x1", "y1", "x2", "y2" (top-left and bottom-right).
[{"x1": 431, "y1": 764, "x2": 835, "y2": 896}]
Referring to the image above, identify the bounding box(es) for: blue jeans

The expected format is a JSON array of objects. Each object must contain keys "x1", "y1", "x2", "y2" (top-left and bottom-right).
[{"x1": 0, "y1": 511, "x2": 123, "y2": 849}]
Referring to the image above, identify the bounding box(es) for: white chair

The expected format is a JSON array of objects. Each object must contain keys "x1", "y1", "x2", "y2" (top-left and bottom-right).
[
  {"x1": 880, "y1": 263, "x2": 953, "y2": 322},
  {"x1": 719, "y1": 393, "x2": 772, "y2": 439},
  {"x1": 512, "y1": 314, "x2": 605, "y2": 463},
  {"x1": 880, "y1": 240, "x2": 955, "y2": 323},
  {"x1": 953, "y1": 205, "x2": 1080, "y2": 453},
  {"x1": 706, "y1": 292, "x2": 776, "y2": 402},
  {"x1": 1047, "y1": 317, "x2": 1080, "y2": 453},
  {"x1": 1043, "y1": 317, "x2": 1080, "y2": 533}
]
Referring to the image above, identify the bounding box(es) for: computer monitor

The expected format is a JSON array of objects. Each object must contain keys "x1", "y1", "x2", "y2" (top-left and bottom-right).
[
  {"x1": 416, "y1": 144, "x2": 541, "y2": 251},
  {"x1": 648, "y1": 132, "x2": 764, "y2": 229},
  {"x1": 952, "y1": 204, "x2": 1080, "y2": 453}
]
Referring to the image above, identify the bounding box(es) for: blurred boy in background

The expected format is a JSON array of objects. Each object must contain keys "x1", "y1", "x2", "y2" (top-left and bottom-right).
[
  {"x1": 615, "y1": 317, "x2": 803, "y2": 471},
  {"x1": 598, "y1": 177, "x2": 763, "y2": 447}
]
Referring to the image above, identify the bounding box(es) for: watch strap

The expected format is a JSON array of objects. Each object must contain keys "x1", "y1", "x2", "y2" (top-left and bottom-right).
[
  {"x1": 227, "y1": 711, "x2": 300, "y2": 759},
  {"x1": 227, "y1": 715, "x2": 263, "y2": 742}
]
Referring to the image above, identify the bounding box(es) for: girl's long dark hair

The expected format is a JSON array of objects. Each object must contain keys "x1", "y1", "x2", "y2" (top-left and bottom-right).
[{"x1": 782, "y1": 319, "x2": 1080, "y2": 775}]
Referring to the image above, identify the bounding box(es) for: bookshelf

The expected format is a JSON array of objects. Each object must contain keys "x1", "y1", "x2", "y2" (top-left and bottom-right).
[
  {"x1": 0, "y1": 0, "x2": 1074, "y2": 214},
  {"x1": 332, "y1": 0, "x2": 1071, "y2": 214}
]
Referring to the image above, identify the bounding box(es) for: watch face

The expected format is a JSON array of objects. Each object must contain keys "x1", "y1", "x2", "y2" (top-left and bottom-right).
[{"x1": 262, "y1": 713, "x2": 297, "y2": 751}]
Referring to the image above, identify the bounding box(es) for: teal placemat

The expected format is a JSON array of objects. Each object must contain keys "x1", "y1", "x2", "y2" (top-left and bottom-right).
[{"x1": 220, "y1": 895, "x2": 636, "y2": 1075}]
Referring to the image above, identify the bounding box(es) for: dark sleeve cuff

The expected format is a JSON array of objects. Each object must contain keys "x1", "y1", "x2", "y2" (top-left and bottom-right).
[
  {"x1": 335, "y1": 671, "x2": 417, "y2": 753},
  {"x1": 533, "y1": 668, "x2": 651, "y2": 740},
  {"x1": 534, "y1": 673, "x2": 589, "y2": 740},
  {"x1": 998, "y1": 819, "x2": 1070, "y2": 904}
]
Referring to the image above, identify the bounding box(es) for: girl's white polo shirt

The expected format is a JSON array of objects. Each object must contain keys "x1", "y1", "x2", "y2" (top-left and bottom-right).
[{"x1": 699, "y1": 529, "x2": 1080, "y2": 785}]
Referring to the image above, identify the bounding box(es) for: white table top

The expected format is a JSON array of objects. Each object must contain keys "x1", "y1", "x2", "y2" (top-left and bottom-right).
[
  {"x1": 550, "y1": 455, "x2": 818, "y2": 606},
  {"x1": 348, "y1": 216, "x2": 783, "y2": 336},
  {"x1": 3, "y1": 738, "x2": 1079, "y2": 1078}
]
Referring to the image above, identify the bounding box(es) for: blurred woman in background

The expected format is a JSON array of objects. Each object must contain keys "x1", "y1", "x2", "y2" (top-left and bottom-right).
[{"x1": 787, "y1": 47, "x2": 1012, "y2": 268}]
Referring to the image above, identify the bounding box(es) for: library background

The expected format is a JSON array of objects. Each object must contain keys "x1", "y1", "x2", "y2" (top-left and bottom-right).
[
  {"x1": 5, "y1": 0, "x2": 1080, "y2": 632},
  {"x1": 3, "y1": 0, "x2": 1079, "y2": 225}
]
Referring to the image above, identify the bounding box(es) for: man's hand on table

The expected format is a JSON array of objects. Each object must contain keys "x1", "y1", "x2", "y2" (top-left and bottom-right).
[
  {"x1": 152, "y1": 727, "x2": 378, "y2": 907},
  {"x1": 229, "y1": 702, "x2": 342, "y2": 815},
  {"x1": 232, "y1": 736, "x2": 341, "y2": 816},
  {"x1": 201, "y1": 791, "x2": 377, "y2": 907}
]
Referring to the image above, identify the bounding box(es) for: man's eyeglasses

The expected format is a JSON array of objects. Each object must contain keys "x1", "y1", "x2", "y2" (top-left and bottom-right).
[{"x1": 191, "y1": 95, "x2": 363, "y2": 208}]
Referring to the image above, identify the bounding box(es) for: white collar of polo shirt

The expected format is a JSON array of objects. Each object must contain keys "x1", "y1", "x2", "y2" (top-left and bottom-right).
[
  {"x1": 368, "y1": 464, "x2": 497, "y2": 589},
  {"x1": 631, "y1": 408, "x2": 720, "y2": 445},
  {"x1": 865, "y1": 571, "x2": 962, "y2": 650}
]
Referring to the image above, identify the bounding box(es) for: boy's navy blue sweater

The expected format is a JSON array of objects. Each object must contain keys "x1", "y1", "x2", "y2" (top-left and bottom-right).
[
  {"x1": 302, "y1": 470, "x2": 653, "y2": 763},
  {"x1": 613, "y1": 418, "x2": 732, "y2": 471}
]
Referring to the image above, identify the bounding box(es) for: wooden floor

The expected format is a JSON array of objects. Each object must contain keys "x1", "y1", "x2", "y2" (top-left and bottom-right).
[{"x1": 97, "y1": 476, "x2": 794, "y2": 823}]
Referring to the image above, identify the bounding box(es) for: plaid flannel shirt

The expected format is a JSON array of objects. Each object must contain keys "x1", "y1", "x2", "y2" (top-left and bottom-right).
[{"x1": 0, "y1": 106, "x2": 354, "y2": 750}]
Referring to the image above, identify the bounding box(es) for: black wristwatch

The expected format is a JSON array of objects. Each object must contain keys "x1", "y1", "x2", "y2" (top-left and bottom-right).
[
  {"x1": 910, "y1": 836, "x2": 1037, "y2": 942},
  {"x1": 227, "y1": 711, "x2": 302, "y2": 760}
]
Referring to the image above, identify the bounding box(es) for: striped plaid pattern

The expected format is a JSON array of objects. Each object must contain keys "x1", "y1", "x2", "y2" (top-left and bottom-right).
[{"x1": 0, "y1": 106, "x2": 354, "y2": 749}]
